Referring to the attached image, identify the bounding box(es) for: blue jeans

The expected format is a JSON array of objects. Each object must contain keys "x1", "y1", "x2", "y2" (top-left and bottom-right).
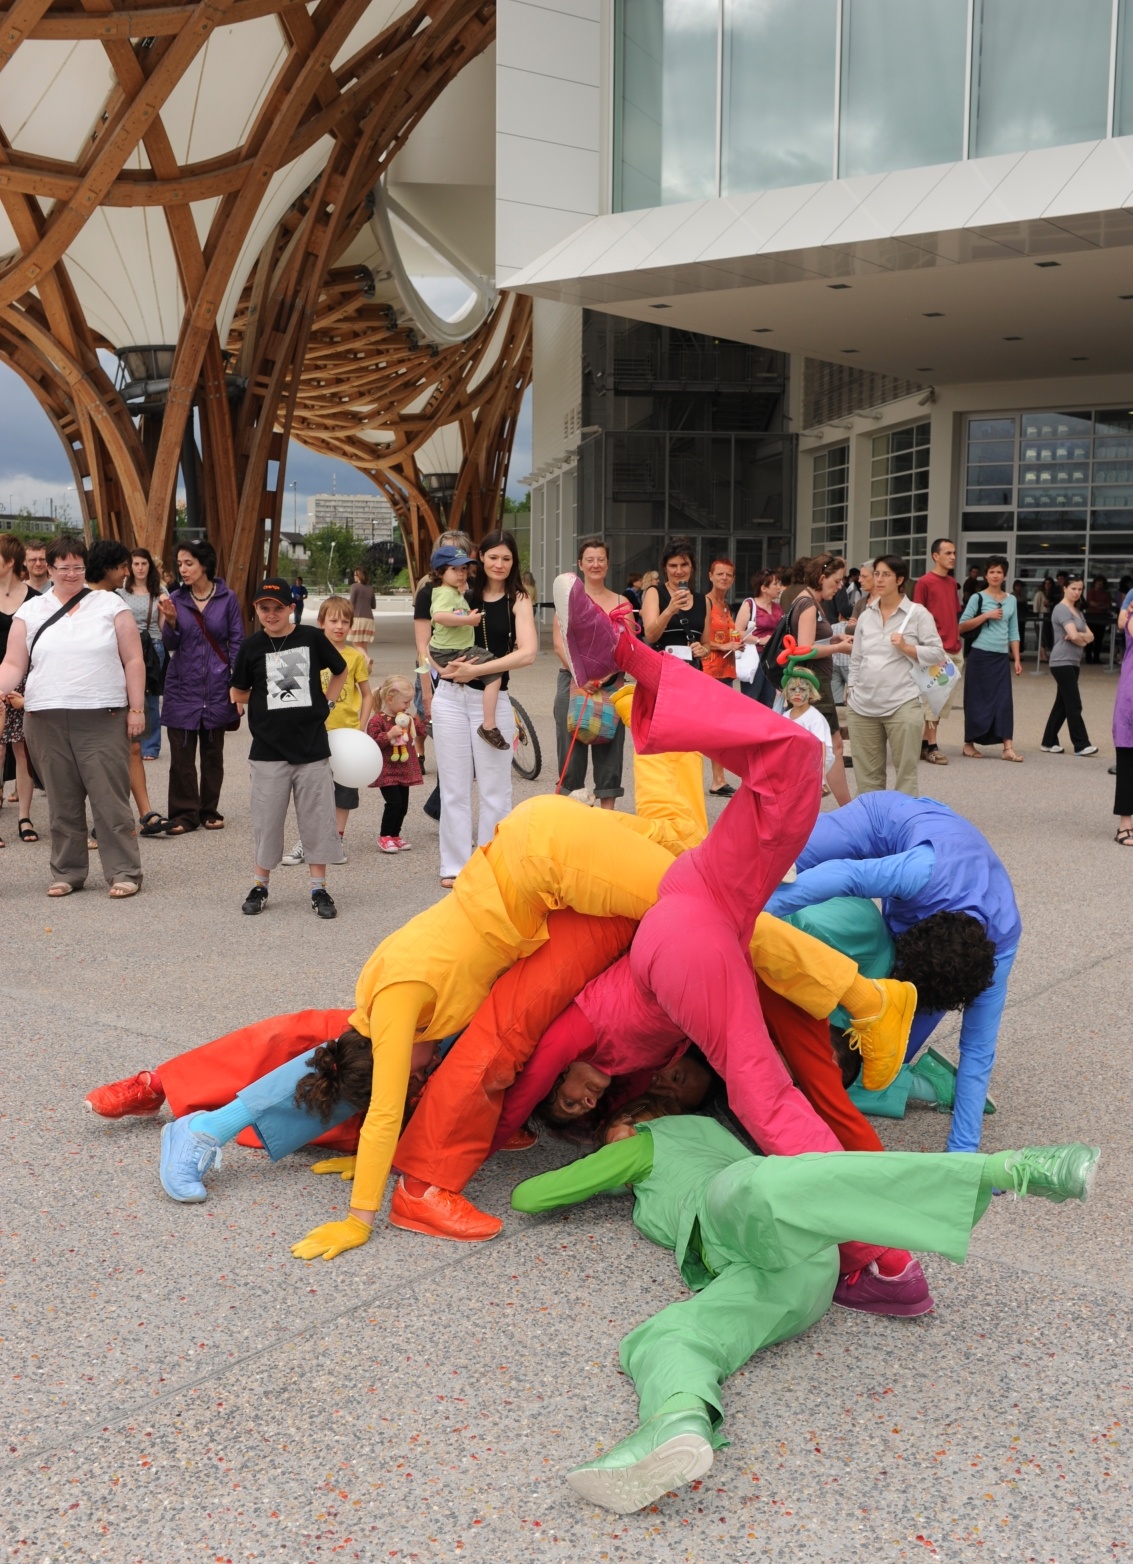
[
  {"x1": 905, "y1": 945, "x2": 1017, "y2": 1153},
  {"x1": 141, "y1": 643, "x2": 165, "y2": 758}
]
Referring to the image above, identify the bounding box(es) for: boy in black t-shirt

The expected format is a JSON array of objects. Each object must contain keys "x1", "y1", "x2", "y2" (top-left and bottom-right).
[{"x1": 230, "y1": 578, "x2": 347, "y2": 919}]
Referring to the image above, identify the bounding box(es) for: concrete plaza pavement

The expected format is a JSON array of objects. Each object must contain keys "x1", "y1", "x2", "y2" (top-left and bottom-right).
[{"x1": 2, "y1": 609, "x2": 1130, "y2": 1562}]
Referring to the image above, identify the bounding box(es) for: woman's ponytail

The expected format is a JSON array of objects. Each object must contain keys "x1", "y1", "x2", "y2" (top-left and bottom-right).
[{"x1": 293, "y1": 1029, "x2": 374, "y2": 1122}]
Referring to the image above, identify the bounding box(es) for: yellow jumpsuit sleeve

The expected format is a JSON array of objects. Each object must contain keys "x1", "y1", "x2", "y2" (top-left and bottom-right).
[
  {"x1": 748, "y1": 912, "x2": 858, "y2": 1020},
  {"x1": 350, "y1": 980, "x2": 436, "y2": 1213}
]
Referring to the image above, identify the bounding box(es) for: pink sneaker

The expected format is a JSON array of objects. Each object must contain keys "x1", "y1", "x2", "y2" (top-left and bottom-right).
[
  {"x1": 393, "y1": 837, "x2": 413, "y2": 851},
  {"x1": 833, "y1": 1258, "x2": 934, "y2": 1318},
  {"x1": 553, "y1": 573, "x2": 621, "y2": 687},
  {"x1": 378, "y1": 836, "x2": 400, "y2": 854}
]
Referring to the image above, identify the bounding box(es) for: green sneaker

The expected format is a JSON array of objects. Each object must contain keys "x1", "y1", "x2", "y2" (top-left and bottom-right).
[
  {"x1": 1002, "y1": 1144, "x2": 1101, "y2": 1203},
  {"x1": 909, "y1": 1047, "x2": 997, "y2": 1114},
  {"x1": 566, "y1": 1409, "x2": 714, "y2": 1513}
]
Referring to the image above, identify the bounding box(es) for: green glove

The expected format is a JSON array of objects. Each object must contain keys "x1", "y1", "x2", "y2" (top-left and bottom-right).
[
  {"x1": 310, "y1": 1155, "x2": 357, "y2": 1180},
  {"x1": 291, "y1": 1213, "x2": 371, "y2": 1261}
]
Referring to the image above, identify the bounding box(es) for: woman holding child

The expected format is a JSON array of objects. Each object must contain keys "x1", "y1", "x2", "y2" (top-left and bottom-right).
[{"x1": 429, "y1": 527, "x2": 537, "y2": 890}]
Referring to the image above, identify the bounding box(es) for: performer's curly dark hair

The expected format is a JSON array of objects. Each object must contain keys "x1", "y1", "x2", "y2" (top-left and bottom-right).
[
  {"x1": 891, "y1": 911, "x2": 997, "y2": 1014},
  {"x1": 293, "y1": 1028, "x2": 374, "y2": 1122}
]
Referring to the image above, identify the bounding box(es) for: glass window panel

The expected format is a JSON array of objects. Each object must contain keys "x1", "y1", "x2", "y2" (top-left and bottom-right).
[
  {"x1": 1015, "y1": 509, "x2": 1088, "y2": 530},
  {"x1": 1095, "y1": 409, "x2": 1133, "y2": 436},
  {"x1": 1017, "y1": 534, "x2": 1088, "y2": 554},
  {"x1": 1087, "y1": 531, "x2": 1133, "y2": 552},
  {"x1": 962, "y1": 511, "x2": 1015, "y2": 531},
  {"x1": 1091, "y1": 509, "x2": 1133, "y2": 531},
  {"x1": 967, "y1": 487, "x2": 1014, "y2": 506},
  {"x1": 723, "y1": 0, "x2": 836, "y2": 196},
  {"x1": 838, "y1": 0, "x2": 966, "y2": 177},
  {"x1": 1116, "y1": 0, "x2": 1133, "y2": 136},
  {"x1": 968, "y1": 440, "x2": 1016, "y2": 464},
  {"x1": 971, "y1": 0, "x2": 1111, "y2": 157},
  {"x1": 615, "y1": 0, "x2": 717, "y2": 210},
  {"x1": 968, "y1": 464, "x2": 1015, "y2": 488},
  {"x1": 970, "y1": 418, "x2": 1017, "y2": 440},
  {"x1": 1020, "y1": 411, "x2": 1094, "y2": 439}
]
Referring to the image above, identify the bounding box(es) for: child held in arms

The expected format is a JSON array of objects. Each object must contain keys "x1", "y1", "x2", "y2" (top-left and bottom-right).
[{"x1": 427, "y1": 544, "x2": 507, "y2": 750}]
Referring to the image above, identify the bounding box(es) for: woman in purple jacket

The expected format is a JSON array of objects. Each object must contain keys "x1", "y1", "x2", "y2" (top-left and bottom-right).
[{"x1": 158, "y1": 541, "x2": 244, "y2": 834}]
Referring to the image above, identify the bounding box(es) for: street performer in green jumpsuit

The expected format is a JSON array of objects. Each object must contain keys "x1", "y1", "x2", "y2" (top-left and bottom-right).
[{"x1": 512, "y1": 1117, "x2": 1099, "y2": 1514}]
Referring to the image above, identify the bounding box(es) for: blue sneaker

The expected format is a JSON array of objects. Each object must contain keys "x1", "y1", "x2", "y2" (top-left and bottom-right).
[{"x1": 159, "y1": 1115, "x2": 222, "y2": 1202}]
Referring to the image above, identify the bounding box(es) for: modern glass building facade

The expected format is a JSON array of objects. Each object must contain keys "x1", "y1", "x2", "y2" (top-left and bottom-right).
[
  {"x1": 963, "y1": 408, "x2": 1133, "y2": 587},
  {"x1": 575, "y1": 314, "x2": 795, "y2": 588},
  {"x1": 615, "y1": 0, "x2": 1133, "y2": 210}
]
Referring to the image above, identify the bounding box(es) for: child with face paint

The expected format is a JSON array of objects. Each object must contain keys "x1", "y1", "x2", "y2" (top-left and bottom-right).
[{"x1": 777, "y1": 636, "x2": 839, "y2": 798}]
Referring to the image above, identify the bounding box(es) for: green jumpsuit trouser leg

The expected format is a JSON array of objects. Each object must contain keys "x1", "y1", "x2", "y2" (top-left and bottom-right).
[{"x1": 623, "y1": 1150, "x2": 987, "y2": 1439}]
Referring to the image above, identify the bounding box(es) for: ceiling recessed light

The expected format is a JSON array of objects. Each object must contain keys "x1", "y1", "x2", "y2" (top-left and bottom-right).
[
  {"x1": 1120, "y1": 294, "x2": 1133, "y2": 300},
  {"x1": 1070, "y1": 355, "x2": 1088, "y2": 361},
  {"x1": 1003, "y1": 335, "x2": 1023, "y2": 341},
  {"x1": 1035, "y1": 260, "x2": 1060, "y2": 268},
  {"x1": 915, "y1": 367, "x2": 934, "y2": 372},
  {"x1": 841, "y1": 348, "x2": 859, "y2": 353},
  {"x1": 752, "y1": 327, "x2": 772, "y2": 333},
  {"x1": 649, "y1": 303, "x2": 671, "y2": 309},
  {"x1": 828, "y1": 283, "x2": 852, "y2": 290},
  {"x1": 923, "y1": 311, "x2": 944, "y2": 318}
]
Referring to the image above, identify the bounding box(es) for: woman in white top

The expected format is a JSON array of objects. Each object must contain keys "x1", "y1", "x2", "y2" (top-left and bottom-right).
[
  {"x1": 846, "y1": 554, "x2": 945, "y2": 796},
  {"x1": 0, "y1": 534, "x2": 145, "y2": 897}
]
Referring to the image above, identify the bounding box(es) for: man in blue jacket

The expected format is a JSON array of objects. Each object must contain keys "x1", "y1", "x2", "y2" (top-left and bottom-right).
[{"x1": 766, "y1": 793, "x2": 1021, "y2": 1152}]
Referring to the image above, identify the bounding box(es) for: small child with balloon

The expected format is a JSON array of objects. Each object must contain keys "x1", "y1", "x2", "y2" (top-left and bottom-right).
[
  {"x1": 318, "y1": 597, "x2": 374, "y2": 855},
  {"x1": 367, "y1": 675, "x2": 427, "y2": 853},
  {"x1": 229, "y1": 577, "x2": 350, "y2": 919}
]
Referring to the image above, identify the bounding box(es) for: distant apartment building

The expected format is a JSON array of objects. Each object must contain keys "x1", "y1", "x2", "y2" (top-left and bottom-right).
[{"x1": 306, "y1": 492, "x2": 396, "y2": 542}]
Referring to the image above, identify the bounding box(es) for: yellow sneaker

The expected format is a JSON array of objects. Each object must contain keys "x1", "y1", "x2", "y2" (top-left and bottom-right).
[{"x1": 847, "y1": 979, "x2": 917, "y2": 1091}]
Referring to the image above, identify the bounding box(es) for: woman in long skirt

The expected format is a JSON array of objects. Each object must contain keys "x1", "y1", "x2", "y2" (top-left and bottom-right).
[{"x1": 960, "y1": 554, "x2": 1023, "y2": 762}]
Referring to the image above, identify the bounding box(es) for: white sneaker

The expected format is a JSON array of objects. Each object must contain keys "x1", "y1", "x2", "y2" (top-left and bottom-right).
[
  {"x1": 570, "y1": 787, "x2": 596, "y2": 806},
  {"x1": 1040, "y1": 745, "x2": 1063, "y2": 754},
  {"x1": 1075, "y1": 745, "x2": 1099, "y2": 756},
  {"x1": 280, "y1": 841, "x2": 305, "y2": 865}
]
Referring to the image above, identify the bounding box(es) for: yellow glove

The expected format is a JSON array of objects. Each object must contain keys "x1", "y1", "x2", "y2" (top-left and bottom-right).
[
  {"x1": 310, "y1": 1155, "x2": 357, "y2": 1180},
  {"x1": 291, "y1": 1213, "x2": 371, "y2": 1261}
]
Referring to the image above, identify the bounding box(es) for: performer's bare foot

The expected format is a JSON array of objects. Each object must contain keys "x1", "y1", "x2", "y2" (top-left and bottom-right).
[{"x1": 389, "y1": 1177, "x2": 502, "y2": 1241}]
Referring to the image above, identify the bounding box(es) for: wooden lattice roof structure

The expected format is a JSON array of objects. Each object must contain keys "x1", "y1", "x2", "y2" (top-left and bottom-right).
[{"x1": 0, "y1": 0, "x2": 530, "y2": 593}]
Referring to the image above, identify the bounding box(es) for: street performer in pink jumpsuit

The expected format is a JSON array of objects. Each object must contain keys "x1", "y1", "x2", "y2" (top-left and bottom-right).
[{"x1": 551, "y1": 575, "x2": 911, "y2": 1171}]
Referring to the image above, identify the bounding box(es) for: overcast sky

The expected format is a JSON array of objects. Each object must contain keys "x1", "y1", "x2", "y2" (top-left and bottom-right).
[{"x1": 0, "y1": 362, "x2": 531, "y2": 524}]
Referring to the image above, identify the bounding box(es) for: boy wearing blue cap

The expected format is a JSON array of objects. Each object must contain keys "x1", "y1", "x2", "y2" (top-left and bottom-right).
[{"x1": 427, "y1": 545, "x2": 506, "y2": 750}]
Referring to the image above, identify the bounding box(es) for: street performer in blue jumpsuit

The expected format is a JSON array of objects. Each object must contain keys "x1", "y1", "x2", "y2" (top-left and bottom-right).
[{"x1": 766, "y1": 793, "x2": 1021, "y2": 1151}]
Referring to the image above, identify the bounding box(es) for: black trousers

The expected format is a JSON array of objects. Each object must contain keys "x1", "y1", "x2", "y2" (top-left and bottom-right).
[
  {"x1": 167, "y1": 725, "x2": 226, "y2": 828},
  {"x1": 1115, "y1": 747, "x2": 1133, "y2": 818},
  {"x1": 1041, "y1": 665, "x2": 1090, "y2": 751},
  {"x1": 380, "y1": 784, "x2": 409, "y2": 837}
]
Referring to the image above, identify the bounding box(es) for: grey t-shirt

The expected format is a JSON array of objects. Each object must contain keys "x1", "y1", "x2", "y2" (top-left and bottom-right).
[{"x1": 1050, "y1": 602, "x2": 1086, "y2": 668}]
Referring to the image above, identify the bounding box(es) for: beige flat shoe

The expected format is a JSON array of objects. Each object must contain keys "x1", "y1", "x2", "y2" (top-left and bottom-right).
[
  {"x1": 46, "y1": 881, "x2": 77, "y2": 897},
  {"x1": 108, "y1": 880, "x2": 141, "y2": 898}
]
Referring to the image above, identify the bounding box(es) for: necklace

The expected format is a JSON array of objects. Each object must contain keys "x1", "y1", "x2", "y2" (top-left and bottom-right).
[
  {"x1": 265, "y1": 630, "x2": 293, "y2": 654},
  {"x1": 191, "y1": 584, "x2": 215, "y2": 605}
]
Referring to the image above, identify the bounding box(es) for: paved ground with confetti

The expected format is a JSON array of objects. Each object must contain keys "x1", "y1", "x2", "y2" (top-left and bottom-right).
[{"x1": 3, "y1": 609, "x2": 1129, "y2": 1562}]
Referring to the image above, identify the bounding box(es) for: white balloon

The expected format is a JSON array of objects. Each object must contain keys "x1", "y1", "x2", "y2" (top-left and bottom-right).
[{"x1": 327, "y1": 727, "x2": 383, "y2": 788}]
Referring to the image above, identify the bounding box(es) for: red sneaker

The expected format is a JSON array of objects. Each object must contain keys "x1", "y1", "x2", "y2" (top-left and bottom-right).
[
  {"x1": 833, "y1": 1257, "x2": 934, "y2": 1318},
  {"x1": 85, "y1": 1070, "x2": 165, "y2": 1119},
  {"x1": 499, "y1": 1126, "x2": 538, "y2": 1151},
  {"x1": 389, "y1": 1179, "x2": 502, "y2": 1241}
]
